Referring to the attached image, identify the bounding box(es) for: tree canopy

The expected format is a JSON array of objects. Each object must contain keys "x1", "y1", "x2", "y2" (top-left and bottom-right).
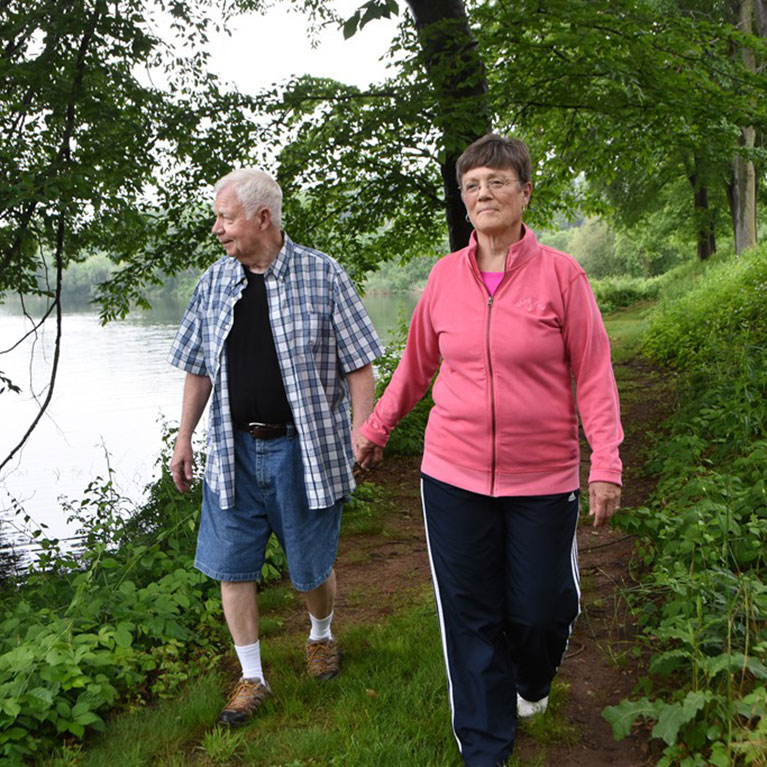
[{"x1": 3, "y1": 0, "x2": 767, "y2": 466}]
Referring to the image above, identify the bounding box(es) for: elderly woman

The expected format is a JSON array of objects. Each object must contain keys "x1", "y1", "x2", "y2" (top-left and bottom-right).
[{"x1": 356, "y1": 134, "x2": 623, "y2": 767}]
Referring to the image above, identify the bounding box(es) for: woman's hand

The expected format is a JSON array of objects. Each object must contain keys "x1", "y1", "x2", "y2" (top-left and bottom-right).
[
  {"x1": 355, "y1": 433, "x2": 384, "y2": 469},
  {"x1": 588, "y1": 481, "x2": 621, "y2": 527}
]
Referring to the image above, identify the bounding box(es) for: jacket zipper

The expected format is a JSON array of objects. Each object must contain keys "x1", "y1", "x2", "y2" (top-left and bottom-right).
[
  {"x1": 486, "y1": 293, "x2": 497, "y2": 496},
  {"x1": 472, "y1": 255, "x2": 513, "y2": 497}
]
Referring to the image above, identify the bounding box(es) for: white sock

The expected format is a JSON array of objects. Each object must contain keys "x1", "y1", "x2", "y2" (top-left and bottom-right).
[
  {"x1": 234, "y1": 640, "x2": 264, "y2": 682},
  {"x1": 308, "y1": 611, "x2": 334, "y2": 641}
]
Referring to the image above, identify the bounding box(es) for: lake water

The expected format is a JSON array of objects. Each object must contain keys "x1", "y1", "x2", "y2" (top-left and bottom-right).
[{"x1": 0, "y1": 292, "x2": 418, "y2": 555}]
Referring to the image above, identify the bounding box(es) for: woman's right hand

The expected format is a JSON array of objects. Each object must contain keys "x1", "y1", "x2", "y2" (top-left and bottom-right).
[{"x1": 355, "y1": 433, "x2": 384, "y2": 469}]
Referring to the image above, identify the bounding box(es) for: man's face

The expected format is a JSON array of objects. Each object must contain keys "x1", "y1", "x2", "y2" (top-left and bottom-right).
[{"x1": 211, "y1": 185, "x2": 264, "y2": 262}]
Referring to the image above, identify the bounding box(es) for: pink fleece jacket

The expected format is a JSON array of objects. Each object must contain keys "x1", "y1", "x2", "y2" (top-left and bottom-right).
[{"x1": 360, "y1": 226, "x2": 623, "y2": 497}]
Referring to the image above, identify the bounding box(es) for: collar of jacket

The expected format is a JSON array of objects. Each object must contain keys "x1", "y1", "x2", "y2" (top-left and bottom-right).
[{"x1": 465, "y1": 223, "x2": 539, "y2": 278}]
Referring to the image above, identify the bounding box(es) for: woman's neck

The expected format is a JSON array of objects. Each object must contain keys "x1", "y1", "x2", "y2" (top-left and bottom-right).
[{"x1": 474, "y1": 225, "x2": 522, "y2": 271}]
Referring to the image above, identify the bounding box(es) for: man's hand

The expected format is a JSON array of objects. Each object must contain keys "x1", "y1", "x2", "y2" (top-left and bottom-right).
[
  {"x1": 355, "y1": 433, "x2": 383, "y2": 469},
  {"x1": 170, "y1": 438, "x2": 195, "y2": 493},
  {"x1": 588, "y1": 481, "x2": 621, "y2": 527},
  {"x1": 170, "y1": 372, "x2": 211, "y2": 493}
]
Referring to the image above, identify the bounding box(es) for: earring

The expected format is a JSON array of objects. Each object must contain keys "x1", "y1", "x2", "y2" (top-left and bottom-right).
[{"x1": 465, "y1": 213, "x2": 471, "y2": 222}]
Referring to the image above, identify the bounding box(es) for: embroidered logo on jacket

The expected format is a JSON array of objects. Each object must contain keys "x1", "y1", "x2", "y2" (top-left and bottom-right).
[{"x1": 514, "y1": 296, "x2": 547, "y2": 312}]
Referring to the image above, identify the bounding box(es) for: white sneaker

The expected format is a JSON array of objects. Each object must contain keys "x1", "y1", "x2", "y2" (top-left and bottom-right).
[{"x1": 517, "y1": 693, "x2": 548, "y2": 718}]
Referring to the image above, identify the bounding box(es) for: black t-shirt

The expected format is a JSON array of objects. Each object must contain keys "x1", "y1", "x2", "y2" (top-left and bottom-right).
[{"x1": 226, "y1": 268, "x2": 293, "y2": 425}]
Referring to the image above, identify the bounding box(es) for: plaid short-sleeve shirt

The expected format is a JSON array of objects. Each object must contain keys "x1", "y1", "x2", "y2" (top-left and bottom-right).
[{"x1": 168, "y1": 234, "x2": 383, "y2": 510}]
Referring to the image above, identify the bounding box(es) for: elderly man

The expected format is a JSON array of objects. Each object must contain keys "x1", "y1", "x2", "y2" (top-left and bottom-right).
[{"x1": 168, "y1": 168, "x2": 382, "y2": 727}]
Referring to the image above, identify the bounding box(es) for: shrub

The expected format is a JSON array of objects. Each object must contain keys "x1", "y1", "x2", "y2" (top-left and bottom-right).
[
  {"x1": 605, "y1": 245, "x2": 767, "y2": 766},
  {"x1": 590, "y1": 274, "x2": 661, "y2": 313},
  {"x1": 642, "y1": 245, "x2": 767, "y2": 367},
  {"x1": 0, "y1": 431, "x2": 288, "y2": 764},
  {"x1": 373, "y1": 317, "x2": 433, "y2": 456}
]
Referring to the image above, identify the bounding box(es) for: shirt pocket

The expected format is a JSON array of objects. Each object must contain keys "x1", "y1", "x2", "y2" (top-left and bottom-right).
[{"x1": 295, "y1": 308, "x2": 328, "y2": 352}]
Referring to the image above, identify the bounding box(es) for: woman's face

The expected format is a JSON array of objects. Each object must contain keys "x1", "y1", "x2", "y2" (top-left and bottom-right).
[{"x1": 460, "y1": 165, "x2": 532, "y2": 238}]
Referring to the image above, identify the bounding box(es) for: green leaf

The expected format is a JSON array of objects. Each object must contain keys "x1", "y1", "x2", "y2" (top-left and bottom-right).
[
  {"x1": 651, "y1": 691, "x2": 711, "y2": 747},
  {"x1": 114, "y1": 624, "x2": 133, "y2": 649},
  {"x1": 342, "y1": 12, "x2": 360, "y2": 39},
  {"x1": 602, "y1": 697, "x2": 660, "y2": 740},
  {"x1": 77, "y1": 711, "x2": 106, "y2": 731},
  {"x1": 709, "y1": 742, "x2": 730, "y2": 767},
  {"x1": 704, "y1": 652, "x2": 767, "y2": 680},
  {"x1": 25, "y1": 687, "x2": 54, "y2": 707},
  {"x1": 1, "y1": 700, "x2": 21, "y2": 718}
]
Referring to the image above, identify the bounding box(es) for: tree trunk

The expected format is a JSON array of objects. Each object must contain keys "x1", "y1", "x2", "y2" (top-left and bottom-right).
[
  {"x1": 728, "y1": 126, "x2": 758, "y2": 255},
  {"x1": 404, "y1": 0, "x2": 491, "y2": 251},
  {"x1": 728, "y1": 0, "x2": 759, "y2": 254},
  {"x1": 687, "y1": 158, "x2": 716, "y2": 260}
]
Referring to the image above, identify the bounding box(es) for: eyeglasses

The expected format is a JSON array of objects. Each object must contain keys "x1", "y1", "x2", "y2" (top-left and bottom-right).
[{"x1": 461, "y1": 176, "x2": 520, "y2": 196}]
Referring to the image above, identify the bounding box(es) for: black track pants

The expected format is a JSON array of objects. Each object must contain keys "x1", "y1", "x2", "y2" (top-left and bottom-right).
[{"x1": 421, "y1": 474, "x2": 581, "y2": 767}]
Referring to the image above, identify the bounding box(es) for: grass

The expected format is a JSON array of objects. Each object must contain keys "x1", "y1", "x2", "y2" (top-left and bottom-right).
[
  {"x1": 36, "y1": 591, "x2": 586, "y2": 767},
  {"x1": 602, "y1": 301, "x2": 654, "y2": 364},
  {"x1": 40, "y1": 596, "x2": 462, "y2": 767},
  {"x1": 518, "y1": 682, "x2": 580, "y2": 747}
]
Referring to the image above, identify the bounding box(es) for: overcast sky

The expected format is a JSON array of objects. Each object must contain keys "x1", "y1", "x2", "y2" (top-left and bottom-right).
[{"x1": 206, "y1": 1, "x2": 402, "y2": 92}]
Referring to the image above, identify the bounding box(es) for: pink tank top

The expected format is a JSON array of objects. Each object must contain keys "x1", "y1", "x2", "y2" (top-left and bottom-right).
[{"x1": 480, "y1": 271, "x2": 504, "y2": 296}]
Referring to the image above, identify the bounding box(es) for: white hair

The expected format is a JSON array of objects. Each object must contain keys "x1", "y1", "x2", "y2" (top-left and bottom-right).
[{"x1": 214, "y1": 168, "x2": 283, "y2": 227}]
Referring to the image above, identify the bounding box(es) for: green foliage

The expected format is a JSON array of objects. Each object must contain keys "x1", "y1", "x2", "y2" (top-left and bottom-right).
[
  {"x1": 4, "y1": 0, "x2": 767, "y2": 318},
  {"x1": 590, "y1": 275, "x2": 661, "y2": 313},
  {"x1": 0, "y1": 423, "x2": 390, "y2": 762},
  {"x1": 342, "y1": 0, "x2": 399, "y2": 40},
  {"x1": 40, "y1": 251, "x2": 199, "y2": 312},
  {"x1": 611, "y1": 178, "x2": 712, "y2": 276},
  {"x1": 477, "y1": 0, "x2": 767, "y2": 248},
  {"x1": 364, "y1": 252, "x2": 440, "y2": 295},
  {"x1": 56, "y1": 253, "x2": 116, "y2": 305},
  {"x1": 642, "y1": 245, "x2": 767, "y2": 368},
  {"x1": 45, "y1": 589, "x2": 576, "y2": 767},
  {"x1": 0, "y1": 0, "x2": 273, "y2": 318},
  {"x1": 605, "y1": 243, "x2": 767, "y2": 764},
  {"x1": 373, "y1": 316, "x2": 433, "y2": 456},
  {"x1": 341, "y1": 482, "x2": 390, "y2": 536},
  {"x1": 0, "y1": 430, "x2": 290, "y2": 763},
  {"x1": 568, "y1": 218, "x2": 618, "y2": 278},
  {"x1": 538, "y1": 227, "x2": 573, "y2": 253}
]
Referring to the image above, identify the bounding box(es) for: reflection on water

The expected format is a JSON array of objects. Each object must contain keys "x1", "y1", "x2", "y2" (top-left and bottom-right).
[
  {"x1": 0, "y1": 292, "x2": 419, "y2": 555},
  {"x1": 361, "y1": 293, "x2": 419, "y2": 345}
]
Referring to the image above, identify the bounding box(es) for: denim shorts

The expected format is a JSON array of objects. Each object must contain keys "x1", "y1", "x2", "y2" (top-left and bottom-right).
[{"x1": 195, "y1": 430, "x2": 343, "y2": 591}]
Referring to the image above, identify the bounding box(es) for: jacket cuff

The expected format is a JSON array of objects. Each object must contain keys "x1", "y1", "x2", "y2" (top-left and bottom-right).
[
  {"x1": 588, "y1": 468, "x2": 622, "y2": 486},
  {"x1": 359, "y1": 418, "x2": 389, "y2": 448}
]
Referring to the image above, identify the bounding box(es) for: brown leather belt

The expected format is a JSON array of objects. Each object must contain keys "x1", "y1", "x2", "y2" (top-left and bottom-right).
[{"x1": 237, "y1": 422, "x2": 296, "y2": 440}]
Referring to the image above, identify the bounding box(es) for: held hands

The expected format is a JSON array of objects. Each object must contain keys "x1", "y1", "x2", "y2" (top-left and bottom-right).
[
  {"x1": 354, "y1": 432, "x2": 384, "y2": 470},
  {"x1": 588, "y1": 481, "x2": 621, "y2": 528},
  {"x1": 170, "y1": 438, "x2": 195, "y2": 493}
]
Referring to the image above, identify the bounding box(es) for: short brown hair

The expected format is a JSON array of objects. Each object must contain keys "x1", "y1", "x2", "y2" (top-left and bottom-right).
[{"x1": 456, "y1": 134, "x2": 532, "y2": 187}]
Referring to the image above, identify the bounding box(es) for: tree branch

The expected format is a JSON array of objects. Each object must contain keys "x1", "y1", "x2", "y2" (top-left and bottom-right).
[
  {"x1": 0, "y1": 212, "x2": 64, "y2": 474},
  {"x1": 1, "y1": 0, "x2": 104, "y2": 471}
]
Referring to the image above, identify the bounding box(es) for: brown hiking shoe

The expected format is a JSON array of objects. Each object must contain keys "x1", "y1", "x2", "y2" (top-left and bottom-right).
[
  {"x1": 306, "y1": 637, "x2": 341, "y2": 680},
  {"x1": 217, "y1": 678, "x2": 273, "y2": 727}
]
